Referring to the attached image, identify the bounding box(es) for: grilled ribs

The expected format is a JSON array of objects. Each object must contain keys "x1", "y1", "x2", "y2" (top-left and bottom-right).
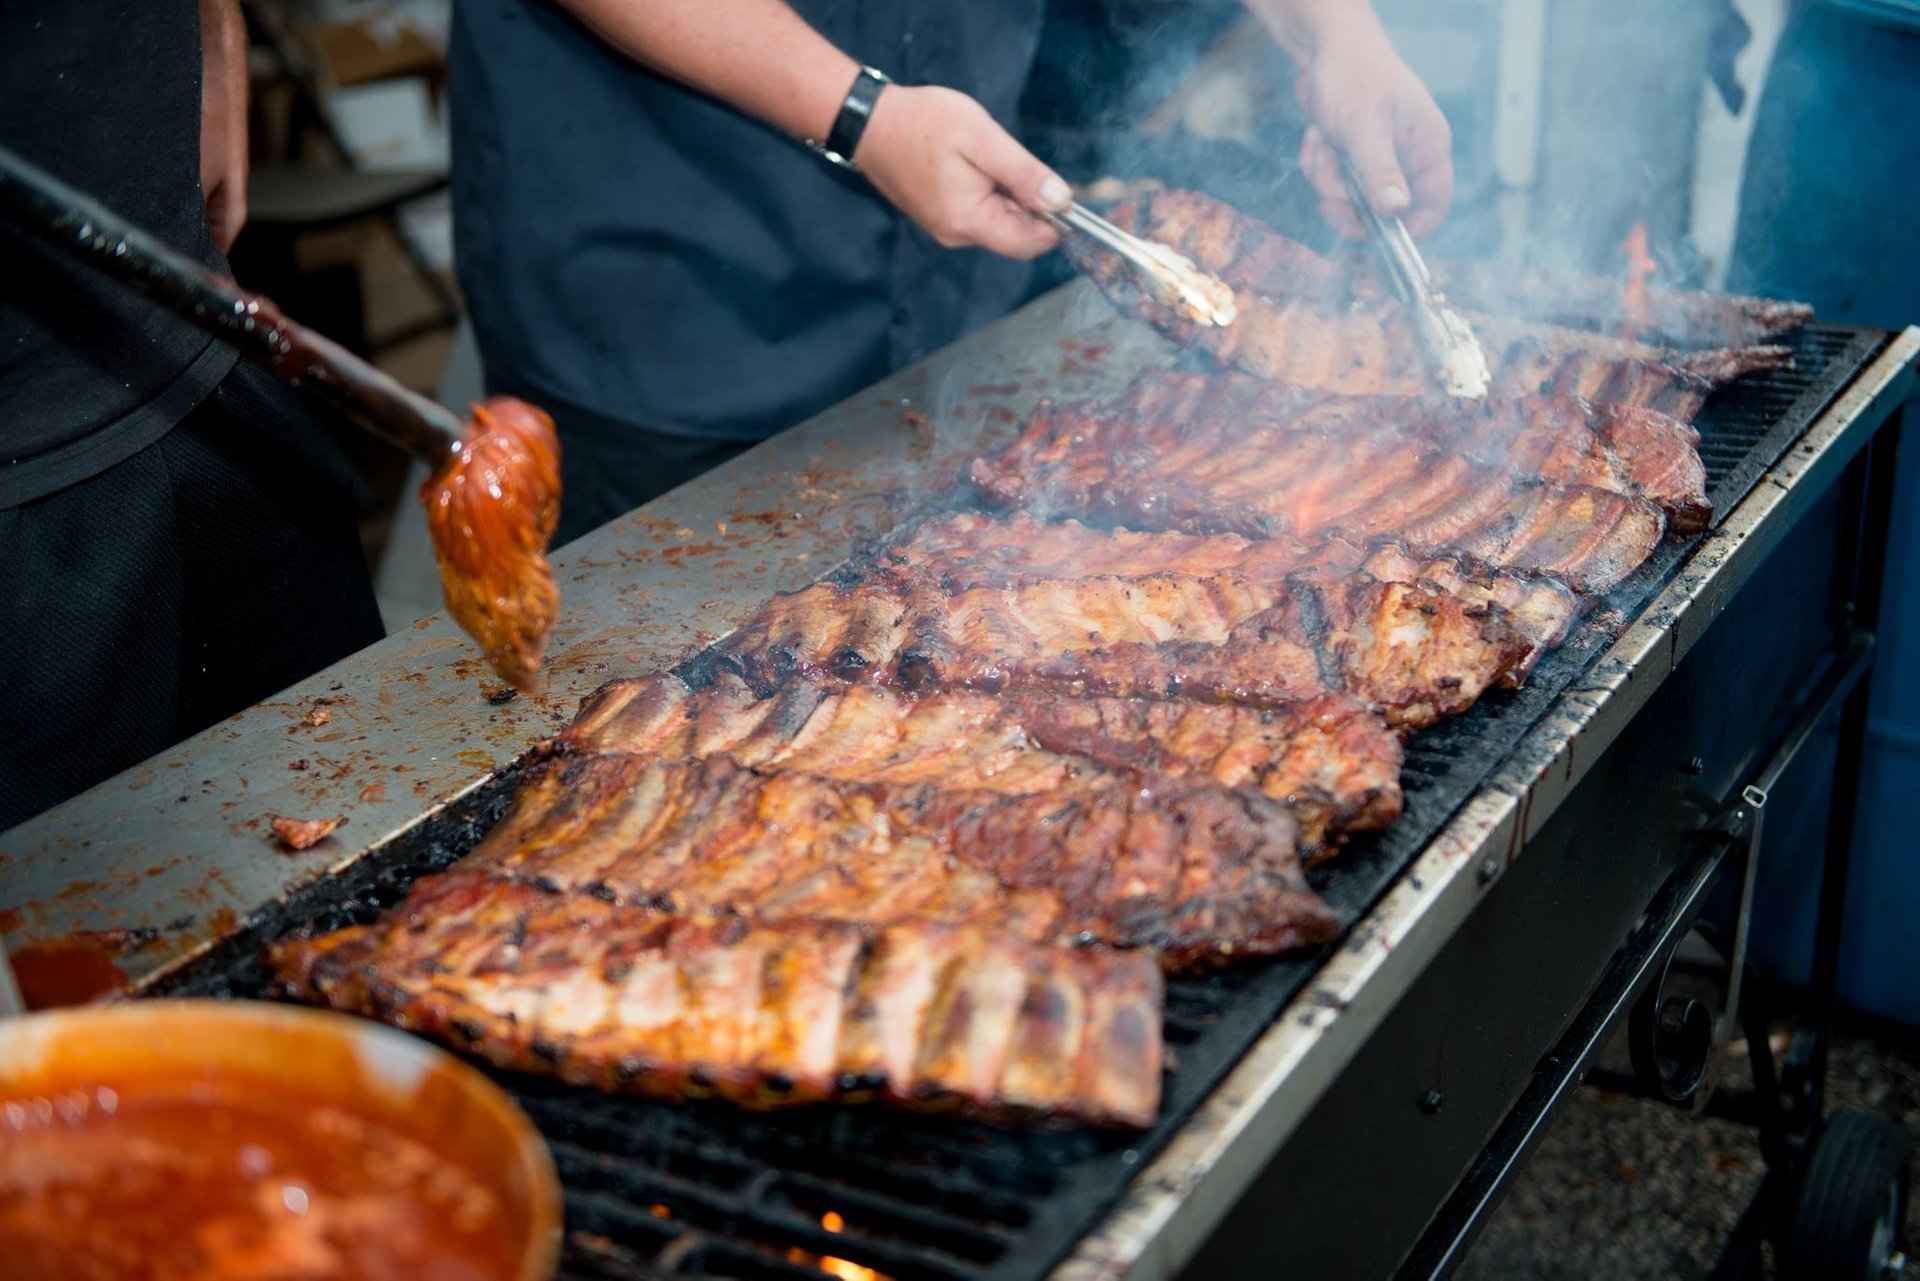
[
  {"x1": 1049, "y1": 370, "x2": 1708, "y2": 532},
  {"x1": 1008, "y1": 687, "x2": 1404, "y2": 838},
  {"x1": 717, "y1": 570, "x2": 1530, "y2": 728},
  {"x1": 457, "y1": 753, "x2": 1340, "y2": 966},
  {"x1": 888, "y1": 511, "x2": 1580, "y2": 668},
  {"x1": 1084, "y1": 190, "x2": 1789, "y2": 413},
  {"x1": 972, "y1": 386, "x2": 1669, "y2": 594},
  {"x1": 265, "y1": 182, "x2": 1798, "y2": 1132},
  {"x1": 273, "y1": 886, "x2": 1165, "y2": 1127},
  {"x1": 892, "y1": 510, "x2": 1325, "y2": 587},
  {"x1": 561, "y1": 670, "x2": 1404, "y2": 844}
]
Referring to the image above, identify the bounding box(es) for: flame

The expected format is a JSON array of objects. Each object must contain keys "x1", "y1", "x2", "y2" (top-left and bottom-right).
[
  {"x1": 788, "y1": 1213, "x2": 881, "y2": 1281},
  {"x1": 1619, "y1": 222, "x2": 1655, "y2": 343},
  {"x1": 648, "y1": 1204, "x2": 671, "y2": 1220}
]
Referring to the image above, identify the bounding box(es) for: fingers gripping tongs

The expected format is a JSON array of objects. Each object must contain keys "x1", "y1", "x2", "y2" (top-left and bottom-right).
[
  {"x1": 1046, "y1": 202, "x2": 1238, "y2": 328},
  {"x1": 1338, "y1": 155, "x2": 1490, "y2": 399}
]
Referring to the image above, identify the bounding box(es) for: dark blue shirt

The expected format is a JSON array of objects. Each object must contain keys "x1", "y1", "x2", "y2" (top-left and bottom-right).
[{"x1": 449, "y1": 0, "x2": 1045, "y2": 444}]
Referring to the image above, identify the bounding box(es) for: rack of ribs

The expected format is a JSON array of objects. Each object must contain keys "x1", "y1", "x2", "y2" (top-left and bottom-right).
[
  {"x1": 971, "y1": 394, "x2": 1668, "y2": 596},
  {"x1": 715, "y1": 570, "x2": 1530, "y2": 729},
  {"x1": 1055, "y1": 381, "x2": 1701, "y2": 549},
  {"x1": 559, "y1": 670, "x2": 1404, "y2": 846},
  {"x1": 446, "y1": 753, "x2": 1339, "y2": 967},
  {"x1": 273, "y1": 887, "x2": 1166, "y2": 1128},
  {"x1": 1080, "y1": 190, "x2": 1791, "y2": 413},
  {"x1": 884, "y1": 512, "x2": 1580, "y2": 668},
  {"x1": 987, "y1": 370, "x2": 1709, "y2": 533}
]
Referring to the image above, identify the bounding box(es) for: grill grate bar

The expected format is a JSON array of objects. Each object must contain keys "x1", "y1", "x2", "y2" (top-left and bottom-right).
[
  {"x1": 768, "y1": 1172, "x2": 1016, "y2": 1261},
  {"x1": 563, "y1": 1188, "x2": 681, "y2": 1261},
  {"x1": 556, "y1": 1144, "x2": 982, "y2": 1281},
  {"x1": 551, "y1": 1141, "x2": 771, "y2": 1235}
]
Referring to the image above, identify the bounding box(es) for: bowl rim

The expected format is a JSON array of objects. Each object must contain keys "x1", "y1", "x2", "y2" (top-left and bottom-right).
[{"x1": 0, "y1": 997, "x2": 563, "y2": 1281}]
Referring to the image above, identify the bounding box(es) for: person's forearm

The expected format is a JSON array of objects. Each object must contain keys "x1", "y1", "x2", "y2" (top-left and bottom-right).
[
  {"x1": 556, "y1": 0, "x2": 857, "y2": 144},
  {"x1": 554, "y1": 0, "x2": 1067, "y2": 260},
  {"x1": 1239, "y1": 0, "x2": 1392, "y2": 67},
  {"x1": 199, "y1": 0, "x2": 249, "y2": 251}
]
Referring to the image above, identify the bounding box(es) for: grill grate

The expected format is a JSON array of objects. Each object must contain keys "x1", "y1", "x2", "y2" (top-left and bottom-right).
[{"x1": 155, "y1": 323, "x2": 1887, "y2": 1281}]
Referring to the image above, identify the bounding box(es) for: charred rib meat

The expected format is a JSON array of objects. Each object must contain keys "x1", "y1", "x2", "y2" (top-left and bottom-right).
[
  {"x1": 273, "y1": 887, "x2": 1165, "y2": 1128},
  {"x1": 891, "y1": 510, "x2": 1326, "y2": 587},
  {"x1": 972, "y1": 384, "x2": 1669, "y2": 594},
  {"x1": 717, "y1": 572, "x2": 1529, "y2": 728},
  {"x1": 1007, "y1": 687, "x2": 1404, "y2": 839},
  {"x1": 885, "y1": 511, "x2": 1575, "y2": 677},
  {"x1": 561, "y1": 670, "x2": 1404, "y2": 845},
  {"x1": 456, "y1": 753, "x2": 1340, "y2": 967}
]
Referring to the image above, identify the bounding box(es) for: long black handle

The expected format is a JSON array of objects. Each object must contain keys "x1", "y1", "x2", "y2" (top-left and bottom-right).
[{"x1": 0, "y1": 143, "x2": 465, "y2": 466}]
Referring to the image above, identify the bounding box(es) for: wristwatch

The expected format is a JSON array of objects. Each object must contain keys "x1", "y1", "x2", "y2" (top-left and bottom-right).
[{"x1": 806, "y1": 66, "x2": 891, "y2": 170}]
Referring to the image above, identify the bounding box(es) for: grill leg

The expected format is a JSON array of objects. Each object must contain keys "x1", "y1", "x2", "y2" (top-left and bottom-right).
[
  {"x1": 1786, "y1": 415, "x2": 1902, "y2": 1125},
  {"x1": 1738, "y1": 411, "x2": 1904, "y2": 1274}
]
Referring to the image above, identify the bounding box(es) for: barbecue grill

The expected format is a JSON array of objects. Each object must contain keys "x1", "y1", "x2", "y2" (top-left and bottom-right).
[{"x1": 3, "y1": 283, "x2": 1914, "y2": 1280}]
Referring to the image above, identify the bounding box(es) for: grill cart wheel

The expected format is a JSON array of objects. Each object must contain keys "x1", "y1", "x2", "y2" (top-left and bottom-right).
[{"x1": 1781, "y1": 1110, "x2": 1913, "y2": 1281}]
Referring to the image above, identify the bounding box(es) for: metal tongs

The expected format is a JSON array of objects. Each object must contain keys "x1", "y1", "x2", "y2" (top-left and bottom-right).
[
  {"x1": 1047, "y1": 202, "x2": 1238, "y2": 328},
  {"x1": 1338, "y1": 156, "x2": 1490, "y2": 399}
]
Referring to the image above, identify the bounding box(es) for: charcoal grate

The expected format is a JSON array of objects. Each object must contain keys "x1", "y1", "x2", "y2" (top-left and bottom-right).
[{"x1": 154, "y1": 323, "x2": 1888, "y2": 1281}]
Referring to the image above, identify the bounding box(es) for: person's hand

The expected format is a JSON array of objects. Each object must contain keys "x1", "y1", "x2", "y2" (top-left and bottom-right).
[
  {"x1": 857, "y1": 85, "x2": 1069, "y2": 261},
  {"x1": 1292, "y1": 25, "x2": 1451, "y2": 241},
  {"x1": 199, "y1": 0, "x2": 250, "y2": 254}
]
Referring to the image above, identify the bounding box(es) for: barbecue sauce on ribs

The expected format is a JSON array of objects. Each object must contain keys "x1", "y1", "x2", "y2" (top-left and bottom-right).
[{"x1": 421, "y1": 397, "x2": 562, "y2": 692}]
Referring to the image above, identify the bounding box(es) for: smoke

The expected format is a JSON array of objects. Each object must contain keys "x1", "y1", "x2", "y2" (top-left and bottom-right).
[
  {"x1": 1022, "y1": 6, "x2": 1321, "y2": 239},
  {"x1": 1020, "y1": 0, "x2": 1839, "y2": 328},
  {"x1": 877, "y1": 0, "x2": 1844, "y2": 588}
]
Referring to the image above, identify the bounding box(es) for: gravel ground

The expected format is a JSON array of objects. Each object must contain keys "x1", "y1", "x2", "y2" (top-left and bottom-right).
[{"x1": 1456, "y1": 1025, "x2": 1920, "y2": 1280}]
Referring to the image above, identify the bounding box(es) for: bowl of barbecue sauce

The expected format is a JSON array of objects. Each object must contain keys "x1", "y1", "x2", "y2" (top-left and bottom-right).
[{"x1": 0, "y1": 999, "x2": 561, "y2": 1280}]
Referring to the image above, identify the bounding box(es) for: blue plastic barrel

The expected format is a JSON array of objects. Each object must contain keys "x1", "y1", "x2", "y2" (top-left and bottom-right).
[{"x1": 1728, "y1": 0, "x2": 1920, "y2": 1025}]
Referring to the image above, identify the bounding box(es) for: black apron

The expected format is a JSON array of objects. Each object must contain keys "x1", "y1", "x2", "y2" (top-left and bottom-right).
[
  {"x1": 0, "y1": 0, "x2": 237, "y2": 508},
  {"x1": 0, "y1": 2, "x2": 383, "y2": 829},
  {"x1": 448, "y1": 0, "x2": 1046, "y2": 541}
]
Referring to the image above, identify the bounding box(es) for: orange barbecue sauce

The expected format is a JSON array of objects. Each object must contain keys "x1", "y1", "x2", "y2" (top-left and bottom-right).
[
  {"x1": 0, "y1": 1083, "x2": 519, "y2": 1281},
  {"x1": 422, "y1": 397, "x2": 562, "y2": 693},
  {"x1": 8, "y1": 940, "x2": 129, "y2": 1009}
]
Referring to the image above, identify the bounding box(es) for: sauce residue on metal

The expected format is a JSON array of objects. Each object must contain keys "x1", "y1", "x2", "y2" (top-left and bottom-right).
[
  {"x1": 420, "y1": 397, "x2": 563, "y2": 694},
  {"x1": 9, "y1": 940, "x2": 129, "y2": 1009}
]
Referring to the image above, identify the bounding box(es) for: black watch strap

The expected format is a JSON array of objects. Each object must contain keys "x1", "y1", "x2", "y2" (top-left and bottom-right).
[{"x1": 808, "y1": 66, "x2": 891, "y2": 170}]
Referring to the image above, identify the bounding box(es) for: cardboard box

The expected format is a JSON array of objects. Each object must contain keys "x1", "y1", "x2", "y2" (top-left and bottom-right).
[{"x1": 313, "y1": 12, "x2": 443, "y2": 89}]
